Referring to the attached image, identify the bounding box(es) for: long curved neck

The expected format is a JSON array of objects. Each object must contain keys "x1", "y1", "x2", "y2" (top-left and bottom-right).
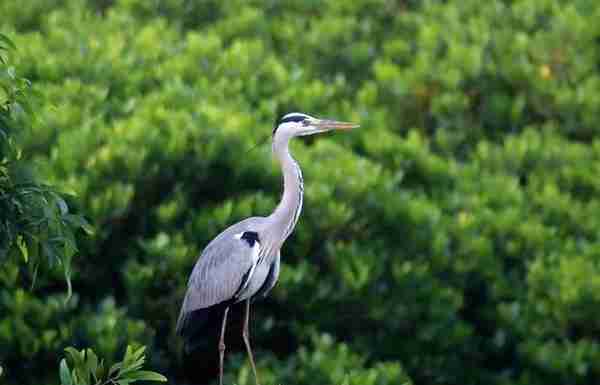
[{"x1": 267, "y1": 134, "x2": 304, "y2": 246}]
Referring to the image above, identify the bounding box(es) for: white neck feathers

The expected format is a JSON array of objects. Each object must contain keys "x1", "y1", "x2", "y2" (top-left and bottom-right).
[{"x1": 268, "y1": 134, "x2": 304, "y2": 245}]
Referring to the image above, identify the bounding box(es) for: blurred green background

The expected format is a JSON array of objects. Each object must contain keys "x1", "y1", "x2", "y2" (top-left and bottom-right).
[{"x1": 2, "y1": 0, "x2": 600, "y2": 384}]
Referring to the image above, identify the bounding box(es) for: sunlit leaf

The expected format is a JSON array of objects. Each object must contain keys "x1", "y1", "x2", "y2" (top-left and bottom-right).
[
  {"x1": 16, "y1": 235, "x2": 27, "y2": 262},
  {"x1": 64, "y1": 347, "x2": 85, "y2": 368},
  {"x1": 59, "y1": 359, "x2": 73, "y2": 385},
  {"x1": 124, "y1": 370, "x2": 167, "y2": 382},
  {"x1": 0, "y1": 34, "x2": 16, "y2": 50},
  {"x1": 85, "y1": 349, "x2": 99, "y2": 382}
]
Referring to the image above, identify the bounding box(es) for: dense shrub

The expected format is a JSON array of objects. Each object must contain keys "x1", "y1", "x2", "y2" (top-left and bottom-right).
[
  {"x1": 0, "y1": 32, "x2": 165, "y2": 384},
  {"x1": 2, "y1": 0, "x2": 600, "y2": 384}
]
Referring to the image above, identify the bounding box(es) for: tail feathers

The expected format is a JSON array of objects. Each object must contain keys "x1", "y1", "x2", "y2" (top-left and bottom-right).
[{"x1": 177, "y1": 301, "x2": 231, "y2": 354}]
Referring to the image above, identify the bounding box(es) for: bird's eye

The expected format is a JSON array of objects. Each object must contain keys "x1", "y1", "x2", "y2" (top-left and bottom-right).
[{"x1": 302, "y1": 119, "x2": 310, "y2": 127}]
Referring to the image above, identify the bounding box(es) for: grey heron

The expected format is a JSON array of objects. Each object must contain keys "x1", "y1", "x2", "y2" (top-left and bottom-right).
[{"x1": 176, "y1": 112, "x2": 359, "y2": 385}]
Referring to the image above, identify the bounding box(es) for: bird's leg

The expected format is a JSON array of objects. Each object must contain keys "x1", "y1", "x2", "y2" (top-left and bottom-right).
[
  {"x1": 243, "y1": 299, "x2": 260, "y2": 385},
  {"x1": 219, "y1": 307, "x2": 230, "y2": 385}
]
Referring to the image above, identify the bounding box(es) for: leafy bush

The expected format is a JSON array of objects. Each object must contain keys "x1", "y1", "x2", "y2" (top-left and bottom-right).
[
  {"x1": 59, "y1": 345, "x2": 166, "y2": 385},
  {"x1": 0, "y1": 32, "x2": 89, "y2": 291},
  {"x1": 0, "y1": 32, "x2": 165, "y2": 385},
  {"x1": 2, "y1": 1, "x2": 600, "y2": 384}
]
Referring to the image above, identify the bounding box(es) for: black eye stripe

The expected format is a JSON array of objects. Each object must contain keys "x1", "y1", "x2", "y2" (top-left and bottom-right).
[
  {"x1": 273, "y1": 114, "x2": 310, "y2": 134},
  {"x1": 279, "y1": 115, "x2": 307, "y2": 124}
]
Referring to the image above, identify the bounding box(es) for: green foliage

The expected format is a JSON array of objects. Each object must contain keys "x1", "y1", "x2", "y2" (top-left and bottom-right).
[
  {"x1": 59, "y1": 345, "x2": 166, "y2": 385},
  {"x1": 231, "y1": 333, "x2": 411, "y2": 385},
  {"x1": 0, "y1": 32, "x2": 91, "y2": 294},
  {"x1": 0, "y1": 32, "x2": 165, "y2": 385},
  {"x1": 2, "y1": 1, "x2": 600, "y2": 385}
]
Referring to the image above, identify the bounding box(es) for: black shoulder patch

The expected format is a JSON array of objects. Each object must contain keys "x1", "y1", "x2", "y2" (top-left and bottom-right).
[{"x1": 240, "y1": 231, "x2": 260, "y2": 247}]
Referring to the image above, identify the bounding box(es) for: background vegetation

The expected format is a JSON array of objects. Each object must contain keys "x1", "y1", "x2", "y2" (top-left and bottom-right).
[{"x1": 2, "y1": 0, "x2": 600, "y2": 384}]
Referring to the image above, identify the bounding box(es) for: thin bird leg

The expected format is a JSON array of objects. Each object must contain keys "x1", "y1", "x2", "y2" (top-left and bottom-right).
[
  {"x1": 219, "y1": 307, "x2": 230, "y2": 385},
  {"x1": 243, "y1": 299, "x2": 260, "y2": 385}
]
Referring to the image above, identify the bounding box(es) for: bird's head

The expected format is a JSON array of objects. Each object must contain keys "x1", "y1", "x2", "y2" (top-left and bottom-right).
[{"x1": 272, "y1": 112, "x2": 359, "y2": 139}]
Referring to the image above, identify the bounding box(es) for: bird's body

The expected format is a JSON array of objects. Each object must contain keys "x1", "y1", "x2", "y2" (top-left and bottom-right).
[
  {"x1": 176, "y1": 217, "x2": 280, "y2": 336},
  {"x1": 176, "y1": 112, "x2": 358, "y2": 385}
]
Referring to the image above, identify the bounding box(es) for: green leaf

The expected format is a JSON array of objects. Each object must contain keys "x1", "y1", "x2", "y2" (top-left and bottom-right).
[
  {"x1": 16, "y1": 235, "x2": 27, "y2": 262},
  {"x1": 59, "y1": 359, "x2": 73, "y2": 385},
  {"x1": 64, "y1": 267, "x2": 73, "y2": 303},
  {"x1": 118, "y1": 345, "x2": 148, "y2": 376},
  {"x1": 123, "y1": 345, "x2": 133, "y2": 365},
  {"x1": 56, "y1": 196, "x2": 68, "y2": 214},
  {"x1": 95, "y1": 359, "x2": 106, "y2": 381},
  {"x1": 29, "y1": 261, "x2": 39, "y2": 290},
  {"x1": 64, "y1": 347, "x2": 85, "y2": 368},
  {"x1": 0, "y1": 34, "x2": 16, "y2": 50},
  {"x1": 124, "y1": 370, "x2": 168, "y2": 382},
  {"x1": 132, "y1": 345, "x2": 146, "y2": 363},
  {"x1": 109, "y1": 362, "x2": 122, "y2": 376},
  {"x1": 85, "y1": 348, "x2": 99, "y2": 381},
  {"x1": 64, "y1": 214, "x2": 95, "y2": 235}
]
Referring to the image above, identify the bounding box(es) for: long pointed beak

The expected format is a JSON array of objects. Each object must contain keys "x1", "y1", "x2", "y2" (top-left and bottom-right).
[{"x1": 313, "y1": 119, "x2": 360, "y2": 131}]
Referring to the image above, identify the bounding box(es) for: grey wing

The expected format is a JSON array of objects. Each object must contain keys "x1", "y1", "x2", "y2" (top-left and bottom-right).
[
  {"x1": 178, "y1": 218, "x2": 263, "y2": 319},
  {"x1": 252, "y1": 251, "x2": 280, "y2": 300}
]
